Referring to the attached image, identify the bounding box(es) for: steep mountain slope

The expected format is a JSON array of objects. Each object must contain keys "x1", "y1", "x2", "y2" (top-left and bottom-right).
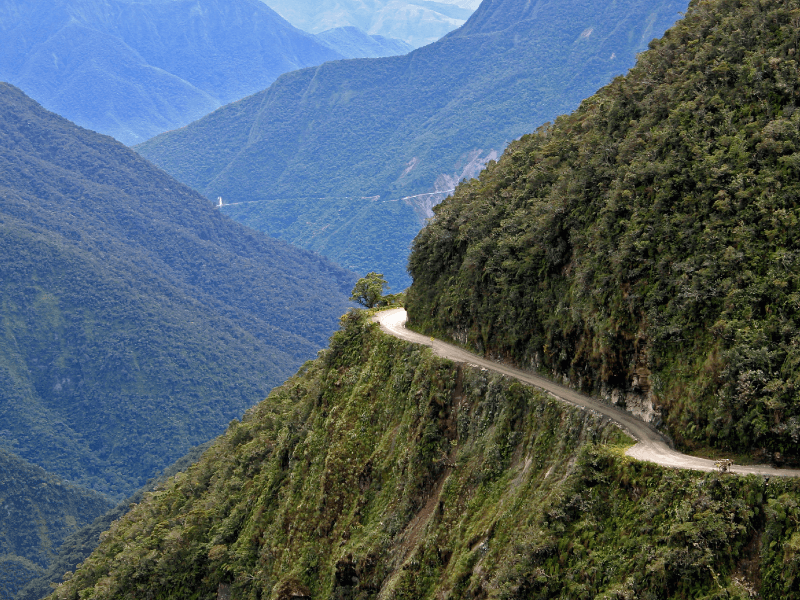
[
  {"x1": 407, "y1": 0, "x2": 800, "y2": 461},
  {"x1": 0, "y1": 0, "x2": 395, "y2": 145},
  {"x1": 263, "y1": 0, "x2": 478, "y2": 47},
  {"x1": 137, "y1": 0, "x2": 688, "y2": 288},
  {"x1": 0, "y1": 83, "x2": 355, "y2": 498},
  {"x1": 13, "y1": 442, "x2": 212, "y2": 600},
  {"x1": 47, "y1": 312, "x2": 800, "y2": 599},
  {"x1": 0, "y1": 450, "x2": 113, "y2": 600}
]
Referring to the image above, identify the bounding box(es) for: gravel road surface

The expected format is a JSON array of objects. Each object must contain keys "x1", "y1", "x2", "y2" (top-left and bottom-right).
[{"x1": 375, "y1": 308, "x2": 800, "y2": 478}]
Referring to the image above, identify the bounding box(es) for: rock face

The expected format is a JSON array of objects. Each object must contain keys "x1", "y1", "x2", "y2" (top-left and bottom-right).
[
  {"x1": 0, "y1": 0, "x2": 347, "y2": 144},
  {"x1": 138, "y1": 0, "x2": 688, "y2": 288}
]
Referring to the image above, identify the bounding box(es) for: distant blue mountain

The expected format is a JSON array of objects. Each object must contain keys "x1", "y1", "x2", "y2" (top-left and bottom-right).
[
  {"x1": 0, "y1": 0, "x2": 407, "y2": 144},
  {"x1": 262, "y1": 0, "x2": 480, "y2": 48},
  {"x1": 316, "y1": 26, "x2": 413, "y2": 58}
]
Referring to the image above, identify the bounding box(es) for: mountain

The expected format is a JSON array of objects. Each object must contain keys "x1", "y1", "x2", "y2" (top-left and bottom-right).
[
  {"x1": 316, "y1": 26, "x2": 413, "y2": 58},
  {"x1": 0, "y1": 450, "x2": 113, "y2": 600},
  {"x1": 136, "y1": 0, "x2": 688, "y2": 289},
  {"x1": 262, "y1": 0, "x2": 479, "y2": 48},
  {"x1": 0, "y1": 82, "x2": 355, "y2": 499},
  {"x1": 407, "y1": 0, "x2": 800, "y2": 462},
  {"x1": 45, "y1": 310, "x2": 800, "y2": 599},
  {"x1": 0, "y1": 0, "x2": 409, "y2": 145},
  {"x1": 36, "y1": 1, "x2": 800, "y2": 597},
  {"x1": 13, "y1": 442, "x2": 212, "y2": 600}
]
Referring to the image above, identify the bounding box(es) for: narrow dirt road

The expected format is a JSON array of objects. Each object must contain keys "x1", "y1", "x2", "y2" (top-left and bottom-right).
[{"x1": 375, "y1": 308, "x2": 800, "y2": 478}]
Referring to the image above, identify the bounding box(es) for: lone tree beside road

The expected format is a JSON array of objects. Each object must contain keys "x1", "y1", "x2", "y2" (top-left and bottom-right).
[{"x1": 350, "y1": 272, "x2": 388, "y2": 308}]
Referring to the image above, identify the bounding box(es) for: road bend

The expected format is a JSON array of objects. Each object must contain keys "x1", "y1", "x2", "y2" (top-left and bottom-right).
[{"x1": 375, "y1": 308, "x2": 800, "y2": 478}]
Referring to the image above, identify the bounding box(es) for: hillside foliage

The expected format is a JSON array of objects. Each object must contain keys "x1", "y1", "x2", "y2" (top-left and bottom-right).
[
  {"x1": 137, "y1": 0, "x2": 688, "y2": 288},
  {"x1": 0, "y1": 82, "x2": 355, "y2": 498},
  {"x1": 407, "y1": 0, "x2": 800, "y2": 460},
  {"x1": 0, "y1": 450, "x2": 113, "y2": 600},
  {"x1": 11, "y1": 443, "x2": 212, "y2": 600},
  {"x1": 47, "y1": 312, "x2": 800, "y2": 599}
]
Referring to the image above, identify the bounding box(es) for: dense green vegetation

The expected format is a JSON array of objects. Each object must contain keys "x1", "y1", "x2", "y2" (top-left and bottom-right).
[
  {"x1": 0, "y1": 450, "x2": 113, "y2": 600},
  {"x1": 137, "y1": 0, "x2": 687, "y2": 287},
  {"x1": 408, "y1": 0, "x2": 800, "y2": 461},
  {"x1": 12, "y1": 442, "x2": 212, "y2": 600},
  {"x1": 46, "y1": 312, "x2": 800, "y2": 599},
  {"x1": 0, "y1": 82, "x2": 355, "y2": 498},
  {"x1": 350, "y1": 272, "x2": 390, "y2": 308}
]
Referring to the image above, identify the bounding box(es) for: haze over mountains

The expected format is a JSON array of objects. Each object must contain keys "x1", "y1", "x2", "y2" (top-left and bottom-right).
[
  {"x1": 0, "y1": 0, "x2": 410, "y2": 145},
  {"x1": 138, "y1": 0, "x2": 689, "y2": 288},
  {"x1": 263, "y1": 0, "x2": 480, "y2": 48},
  {"x1": 0, "y1": 82, "x2": 355, "y2": 501}
]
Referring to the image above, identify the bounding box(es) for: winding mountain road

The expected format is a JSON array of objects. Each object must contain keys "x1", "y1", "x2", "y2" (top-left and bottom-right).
[{"x1": 375, "y1": 308, "x2": 800, "y2": 478}]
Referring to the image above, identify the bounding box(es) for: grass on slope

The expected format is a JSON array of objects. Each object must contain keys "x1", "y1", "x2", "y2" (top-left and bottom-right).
[{"x1": 49, "y1": 311, "x2": 800, "y2": 599}]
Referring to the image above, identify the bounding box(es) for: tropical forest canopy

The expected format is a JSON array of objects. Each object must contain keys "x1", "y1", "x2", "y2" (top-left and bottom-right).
[{"x1": 408, "y1": 0, "x2": 800, "y2": 462}]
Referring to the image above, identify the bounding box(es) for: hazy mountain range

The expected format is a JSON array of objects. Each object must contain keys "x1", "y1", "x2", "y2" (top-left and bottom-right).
[
  {"x1": 263, "y1": 0, "x2": 481, "y2": 48},
  {"x1": 138, "y1": 0, "x2": 689, "y2": 288},
  {"x1": 0, "y1": 0, "x2": 410, "y2": 145}
]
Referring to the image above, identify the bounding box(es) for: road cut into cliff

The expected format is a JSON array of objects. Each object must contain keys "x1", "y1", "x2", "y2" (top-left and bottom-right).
[{"x1": 375, "y1": 308, "x2": 800, "y2": 478}]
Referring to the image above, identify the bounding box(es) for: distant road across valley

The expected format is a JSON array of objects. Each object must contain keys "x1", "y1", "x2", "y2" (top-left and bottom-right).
[{"x1": 375, "y1": 308, "x2": 800, "y2": 478}]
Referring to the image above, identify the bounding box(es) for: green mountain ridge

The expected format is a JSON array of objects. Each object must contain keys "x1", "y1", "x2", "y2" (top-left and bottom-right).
[
  {"x1": 407, "y1": 0, "x2": 800, "y2": 461},
  {"x1": 25, "y1": 0, "x2": 800, "y2": 597},
  {"x1": 47, "y1": 312, "x2": 800, "y2": 599},
  {"x1": 0, "y1": 82, "x2": 355, "y2": 498},
  {"x1": 136, "y1": 0, "x2": 688, "y2": 288},
  {"x1": 11, "y1": 442, "x2": 213, "y2": 600}
]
